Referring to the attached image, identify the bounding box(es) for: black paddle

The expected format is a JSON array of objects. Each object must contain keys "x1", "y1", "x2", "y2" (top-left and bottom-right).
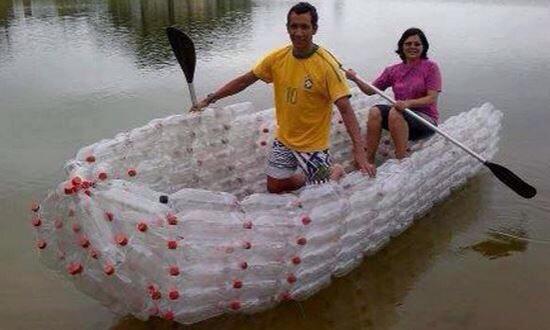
[
  {"x1": 352, "y1": 75, "x2": 537, "y2": 199},
  {"x1": 166, "y1": 27, "x2": 198, "y2": 106}
]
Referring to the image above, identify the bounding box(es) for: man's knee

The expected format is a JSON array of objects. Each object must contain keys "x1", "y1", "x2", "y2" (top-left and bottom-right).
[
  {"x1": 266, "y1": 176, "x2": 285, "y2": 193},
  {"x1": 266, "y1": 174, "x2": 305, "y2": 193},
  {"x1": 266, "y1": 175, "x2": 298, "y2": 194}
]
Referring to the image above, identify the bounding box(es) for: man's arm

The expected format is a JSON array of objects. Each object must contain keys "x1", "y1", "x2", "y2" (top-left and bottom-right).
[
  {"x1": 335, "y1": 96, "x2": 376, "y2": 177},
  {"x1": 191, "y1": 71, "x2": 259, "y2": 112}
]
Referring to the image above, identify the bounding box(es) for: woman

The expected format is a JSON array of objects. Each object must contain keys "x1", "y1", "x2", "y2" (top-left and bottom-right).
[{"x1": 346, "y1": 27, "x2": 442, "y2": 164}]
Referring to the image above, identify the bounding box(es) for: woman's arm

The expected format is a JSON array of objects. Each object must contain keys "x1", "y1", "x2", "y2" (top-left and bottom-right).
[
  {"x1": 394, "y1": 90, "x2": 439, "y2": 111},
  {"x1": 344, "y1": 69, "x2": 376, "y2": 96}
]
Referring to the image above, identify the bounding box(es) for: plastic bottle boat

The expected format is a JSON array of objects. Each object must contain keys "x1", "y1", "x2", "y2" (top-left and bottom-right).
[{"x1": 30, "y1": 89, "x2": 502, "y2": 324}]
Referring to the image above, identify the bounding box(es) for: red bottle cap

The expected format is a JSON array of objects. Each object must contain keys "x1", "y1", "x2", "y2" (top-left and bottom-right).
[
  {"x1": 301, "y1": 215, "x2": 312, "y2": 225},
  {"x1": 167, "y1": 240, "x2": 177, "y2": 249},
  {"x1": 36, "y1": 240, "x2": 47, "y2": 249},
  {"x1": 137, "y1": 222, "x2": 148, "y2": 232},
  {"x1": 169, "y1": 265, "x2": 180, "y2": 276},
  {"x1": 89, "y1": 248, "x2": 100, "y2": 259},
  {"x1": 78, "y1": 236, "x2": 90, "y2": 248},
  {"x1": 150, "y1": 290, "x2": 161, "y2": 300},
  {"x1": 166, "y1": 214, "x2": 178, "y2": 225},
  {"x1": 64, "y1": 186, "x2": 74, "y2": 195},
  {"x1": 115, "y1": 234, "x2": 128, "y2": 246},
  {"x1": 229, "y1": 300, "x2": 241, "y2": 310},
  {"x1": 163, "y1": 310, "x2": 174, "y2": 320},
  {"x1": 30, "y1": 202, "x2": 40, "y2": 212},
  {"x1": 168, "y1": 289, "x2": 179, "y2": 300},
  {"x1": 287, "y1": 274, "x2": 297, "y2": 284},
  {"x1": 103, "y1": 264, "x2": 115, "y2": 275},
  {"x1": 31, "y1": 217, "x2": 42, "y2": 227},
  {"x1": 67, "y1": 262, "x2": 83, "y2": 275},
  {"x1": 71, "y1": 176, "x2": 82, "y2": 186}
]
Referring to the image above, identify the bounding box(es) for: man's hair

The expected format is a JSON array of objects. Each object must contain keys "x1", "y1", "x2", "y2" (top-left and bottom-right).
[
  {"x1": 395, "y1": 27, "x2": 430, "y2": 62},
  {"x1": 287, "y1": 2, "x2": 318, "y2": 29}
]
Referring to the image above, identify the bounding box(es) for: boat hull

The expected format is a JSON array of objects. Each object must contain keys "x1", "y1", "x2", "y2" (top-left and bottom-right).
[{"x1": 31, "y1": 91, "x2": 502, "y2": 324}]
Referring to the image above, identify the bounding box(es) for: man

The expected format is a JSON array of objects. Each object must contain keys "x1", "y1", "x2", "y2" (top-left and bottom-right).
[{"x1": 192, "y1": 2, "x2": 376, "y2": 193}]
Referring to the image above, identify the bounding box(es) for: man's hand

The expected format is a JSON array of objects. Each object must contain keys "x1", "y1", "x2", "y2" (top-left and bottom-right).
[
  {"x1": 190, "y1": 99, "x2": 209, "y2": 112},
  {"x1": 353, "y1": 147, "x2": 376, "y2": 177},
  {"x1": 394, "y1": 100, "x2": 412, "y2": 112},
  {"x1": 190, "y1": 94, "x2": 216, "y2": 112},
  {"x1": 335, "y1": 96, "x2": 376, "y2": 178}
]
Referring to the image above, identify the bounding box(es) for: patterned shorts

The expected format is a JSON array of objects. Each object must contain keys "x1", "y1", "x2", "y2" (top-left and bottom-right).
[{"x1": 266, "y1": 139, "x2": 332, "y2": 183}]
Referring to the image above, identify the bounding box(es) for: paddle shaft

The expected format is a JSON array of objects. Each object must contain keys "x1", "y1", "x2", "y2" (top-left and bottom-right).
[
  {"x1": 360, "y1": 79, "x2": 486, "y2": 164},
  {"x1": 188, "y1": 82, "x2": 198, "y2": 107}
]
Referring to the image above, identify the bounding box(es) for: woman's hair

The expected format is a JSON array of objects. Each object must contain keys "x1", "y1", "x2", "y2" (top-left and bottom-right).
[
  {"x1": 287, "y1": 2, "x2": 318, "y2": 29},
  {"x1": 395, "y1": 28, "x2": 429, "y2": 62}
]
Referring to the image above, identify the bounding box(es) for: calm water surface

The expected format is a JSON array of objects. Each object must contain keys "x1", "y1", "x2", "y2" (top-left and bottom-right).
[{"x1": 1, "y1": 0, "x2": 549, "y2": 329}]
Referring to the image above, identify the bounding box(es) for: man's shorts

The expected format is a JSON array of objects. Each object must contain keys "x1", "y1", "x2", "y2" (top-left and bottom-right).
[
  {"x1": 376, "y1": 104, "x2": 436, "y2": 141},
  {"x1": 266, "y1": 139, "x2": 332, "y2": 183}
]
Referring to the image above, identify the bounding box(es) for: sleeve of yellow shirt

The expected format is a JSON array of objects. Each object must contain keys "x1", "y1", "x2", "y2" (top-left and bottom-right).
[
  {"x1": 326, "y1": 62, "x2": 351, "y2": 104},
  {"x1": 252, "y1": 49, "x2": 277, "y2": 83}
]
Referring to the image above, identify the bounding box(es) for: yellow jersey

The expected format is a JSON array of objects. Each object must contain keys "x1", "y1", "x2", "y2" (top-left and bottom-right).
[{"x1": 252, "y1": 45, "x2": 350, "y2": 152}]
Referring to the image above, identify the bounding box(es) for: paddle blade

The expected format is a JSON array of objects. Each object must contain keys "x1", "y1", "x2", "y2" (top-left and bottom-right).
[
  {"x1": 485, "y1": 161, "x2": 537, "y2": 199},
  {"x1": 166, "y1": 27, "x2": 196, "y2": 83}
]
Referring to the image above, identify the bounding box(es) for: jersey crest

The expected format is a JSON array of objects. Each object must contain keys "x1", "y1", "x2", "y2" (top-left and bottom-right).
[{"x1": 303, "y1": 76, "x2": 313, "y2": 90}]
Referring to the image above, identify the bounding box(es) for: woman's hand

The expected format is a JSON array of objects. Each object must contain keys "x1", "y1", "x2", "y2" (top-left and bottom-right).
[
  {"x1": 345, "y1": 68, "x2": 358, "y2": 82},
  {"x1": 394, "y1": 100, "x2": 412, "y2": 112}
]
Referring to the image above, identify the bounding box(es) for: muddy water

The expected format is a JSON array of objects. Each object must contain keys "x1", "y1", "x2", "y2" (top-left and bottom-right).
[{"x1": 1, "y1": 0, "x2": 549, "y2": 329}]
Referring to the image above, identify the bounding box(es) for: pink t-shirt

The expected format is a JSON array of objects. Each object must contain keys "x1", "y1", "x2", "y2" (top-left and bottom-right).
[{"x1": 373, "y1": 59, "x2": 442, "y2": 122}]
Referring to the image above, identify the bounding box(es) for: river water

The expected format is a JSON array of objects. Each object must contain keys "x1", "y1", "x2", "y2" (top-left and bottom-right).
[{"x1": 1, "y1": 0, "x2": 549, "y2": 329}]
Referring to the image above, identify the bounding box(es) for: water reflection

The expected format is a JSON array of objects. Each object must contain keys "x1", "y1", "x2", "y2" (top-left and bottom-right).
[
  {"x1": 103, "y1": 0, "x2": 252, "y2": 68},
  {"x1": 0, "y1": 0, "x2": 252, "y2": 69},
  {"x1": 0, "y1": 1, "x2": 13, "y2": 26},
  {"x1": 463, "y1": 229, "x2": 528, "y2": 260}
]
